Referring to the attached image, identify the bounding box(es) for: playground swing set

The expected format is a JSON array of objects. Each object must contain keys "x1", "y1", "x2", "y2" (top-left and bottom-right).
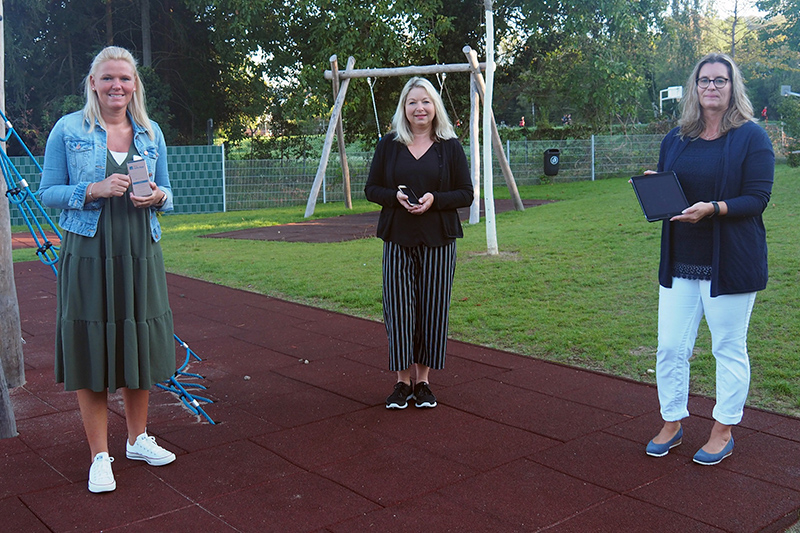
[
  {"x1": 304, "y1": 45, "x2": 526, "y2": 222},
  {"x1": 1, "y1": 107, "x2": 216, "y2": 425}
]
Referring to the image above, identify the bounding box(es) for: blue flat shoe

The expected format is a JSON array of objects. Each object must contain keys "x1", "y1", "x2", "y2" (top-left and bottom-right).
[
  {"x1": 693, "y1": 437, "x2": 734, "y2": 465},
  {"x1": 646, "y1": 426, "x2": 683, "y2": 457}
]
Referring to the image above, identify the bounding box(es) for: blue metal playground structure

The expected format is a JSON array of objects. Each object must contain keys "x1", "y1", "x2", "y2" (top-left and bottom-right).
[{"x1": 1, "y1": 108, "x2": 216, "y2": 424}]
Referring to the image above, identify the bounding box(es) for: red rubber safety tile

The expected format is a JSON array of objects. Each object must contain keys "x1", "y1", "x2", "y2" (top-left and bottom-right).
[
  {"x1": 149, "y1": 405, "x2": 281, "y2": 453},
  {"x1": 490, "y1": 362, "x2": 611, "y2": 395},
  {"x1": 233, "y1": 327, "x2": 372, "y2": 359},
  {"x1": 549, "y1": 373, "x2": 657, "y2": 417},
  {"x1": 21, "y1": 468, "x2": 192, "y2": 532},
  {"x1": 548, "y1": 495, "x2": 727, "y2": 532},
  {"x1": 318, "y1": 442, "x2": 477, "y2": 507},
  {"x1": 437, "y1": 458, "x2": 614, "y2": 530},
  {"x1": 253, "y1": 414, "x2": 397, "y2": 470},
  {"x1": 723, "y1": 431, "x2": 800, "y2": 491},
  {"x1": 101, "y1": 505, "x2": 239, "y2": 532},
  {"x1": 9, "y1": 388, "x2": 58, "y2": 420},
  {"x1": 445, "y1": 378, "x2": 628, "y2": 441},
  {"x1": 0, "y1": 451, "x2": 69, "y2": 499},
  {"x1": 200, "y1": 471, "x2": 380, "y2": 532},
  {"x1": 445, "y1": 339, "x2": 533, "y2": 369},
  {"x1": 0, "y1": 434, "x2": 32, "y2": 458},
  {"x1": 530, "y1": 430, "x2": 687, "y2": 493},
  {"x1": 0, "y1": 496, "x2": 51, "y2": 532},
  {"x1": 327, "y1": 490, "x2": 521, "y2": 532},
  {"x1": 414, "y1": 411, "x2": 561, "y2": 472},
  {"x1": 150, "y1": 439, "x2": 303, "y2": 502},
  {"x1": 237, "y1": 385, "x2": 368, "y2": 429},
  {"x1": 628, "y1": 464, "x2": 800, "y2": 532},
  {"x1": 272, "y1": 354, "x2": 384, "y2": 387}
]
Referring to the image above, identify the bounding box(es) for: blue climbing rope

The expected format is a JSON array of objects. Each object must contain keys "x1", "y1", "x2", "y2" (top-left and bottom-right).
[
  {"x1": 2, "y1": 109, "x2": 215, "y2": 424},
  {"x1": 0, "y1": 108, "x2": 62, "y2": 274}
]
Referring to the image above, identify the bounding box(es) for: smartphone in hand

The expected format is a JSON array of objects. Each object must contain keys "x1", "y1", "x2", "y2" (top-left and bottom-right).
[
  {"x1": 397, "y1": 185, "x2": 420, "y2": 205},
  {"x1": 127, "y1": 158, "x2": 153, "y2": 197}
]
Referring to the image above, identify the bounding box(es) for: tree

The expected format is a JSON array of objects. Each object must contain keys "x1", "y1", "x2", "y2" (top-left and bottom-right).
[
  {"x1": 511, "y1": 0, "x2": 668, "y2": 128},
  {"x1": 0, "y1": 177, "x2": 23, "y2": 439},
  {"x1": 758, "y1": 0, "x2": 800, "y2": 48}
]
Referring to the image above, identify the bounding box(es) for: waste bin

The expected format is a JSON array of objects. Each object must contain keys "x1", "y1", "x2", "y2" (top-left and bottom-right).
[{"x1": 544, "y1": 148, "x2": 560, "y2": 176}]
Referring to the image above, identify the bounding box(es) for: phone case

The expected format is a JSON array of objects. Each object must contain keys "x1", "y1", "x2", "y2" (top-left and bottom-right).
[
  {"x1": 398, "y1": 185, "x2": 420, "y2": 205},
  {"x1": 127, "y1": 159, "x2": 153, "y2": 197}
]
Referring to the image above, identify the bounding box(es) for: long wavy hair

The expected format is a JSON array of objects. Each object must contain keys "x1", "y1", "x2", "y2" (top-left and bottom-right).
[
  {"x1": 82, "y1": 46, "x2": 154, "y2": 139},
  {"x1": 677, "y1": 52, "x2": 754, "y2": 140},
  {"x1": 391, "y1": 77, "x2": 456, "y2": 146}
]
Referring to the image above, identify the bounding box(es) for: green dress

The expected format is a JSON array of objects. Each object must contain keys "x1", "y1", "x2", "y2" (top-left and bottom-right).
[{"x1": 55, "y1": 145, "x2": 176, "y2": 392}]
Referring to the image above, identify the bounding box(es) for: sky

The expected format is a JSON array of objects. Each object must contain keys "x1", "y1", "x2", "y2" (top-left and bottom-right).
[{"x1": 713, "y1": 0, "x2": 767, "y2": 18}]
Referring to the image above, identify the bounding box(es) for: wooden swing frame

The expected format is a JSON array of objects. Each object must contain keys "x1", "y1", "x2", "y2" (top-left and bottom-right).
[{"x1": 304, "y1": 47, "x2": 524, "y2": 218}]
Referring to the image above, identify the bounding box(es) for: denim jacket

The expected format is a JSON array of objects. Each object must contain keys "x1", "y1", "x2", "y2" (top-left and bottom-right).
[{"x1": 39, "y1": 110, "x2": 173, "y2": 241}]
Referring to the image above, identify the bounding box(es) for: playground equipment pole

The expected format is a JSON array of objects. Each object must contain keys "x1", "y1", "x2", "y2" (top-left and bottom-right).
[
  {"x1": 482, "y1": 0, "x2": 499, "y2": 255},
  {"x1": 330, "y1": 55, "x2": 353, "y2": 209}
]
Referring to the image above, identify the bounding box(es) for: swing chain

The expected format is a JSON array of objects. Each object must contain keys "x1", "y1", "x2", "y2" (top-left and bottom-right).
[{"x1": 367, "y1": 76, "x2": 382, "y2": 140}]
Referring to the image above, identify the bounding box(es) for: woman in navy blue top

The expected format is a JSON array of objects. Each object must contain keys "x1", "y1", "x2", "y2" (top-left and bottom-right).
[{"x1": 645, "y1": 53, "x2": 774, "y2": 465}]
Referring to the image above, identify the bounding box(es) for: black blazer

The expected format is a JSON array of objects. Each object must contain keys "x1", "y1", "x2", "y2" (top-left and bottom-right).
[{"x1": 364, "y1": 133, "x2": 474, "y2": 243}]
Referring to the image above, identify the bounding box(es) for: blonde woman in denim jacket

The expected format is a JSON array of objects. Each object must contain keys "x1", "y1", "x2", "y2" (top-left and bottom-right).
[{"x1": 39, "y1": 46, "x2": 176, "y2": 493}]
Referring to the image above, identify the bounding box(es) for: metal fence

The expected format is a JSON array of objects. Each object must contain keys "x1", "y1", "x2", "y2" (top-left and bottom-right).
[{"x1": 224, "y1": 135, "x2": 666, "y2": 211}]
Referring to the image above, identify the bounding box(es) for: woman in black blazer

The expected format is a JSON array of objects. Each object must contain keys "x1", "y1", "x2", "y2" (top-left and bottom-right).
[{"x1": 365, "y1": 77, "x2": 473, "y2": 409}]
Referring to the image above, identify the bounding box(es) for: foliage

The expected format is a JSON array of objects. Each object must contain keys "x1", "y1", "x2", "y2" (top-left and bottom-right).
[
  {"x1": 511, "y1": 0, "x2": 668, "y2": 128},
  {"x1": 5, "y1": 0, "x2": 800, "y2": 159},
  {"x1": 758, "y1": 0, "x2": 800, "y2": 48},
  {"x1": 779, "y1": 88, "x2": 800, "y2": 166}
]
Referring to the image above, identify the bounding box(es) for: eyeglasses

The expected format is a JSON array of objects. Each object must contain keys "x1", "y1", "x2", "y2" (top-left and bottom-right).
[{"x1": 696, "y1": 77, "x2": 729, "y2": 89}]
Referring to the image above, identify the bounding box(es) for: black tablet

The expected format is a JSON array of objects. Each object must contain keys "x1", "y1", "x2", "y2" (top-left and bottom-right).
[{"x1": 630, "y1": 171, "x2": 690, "y2": 222}]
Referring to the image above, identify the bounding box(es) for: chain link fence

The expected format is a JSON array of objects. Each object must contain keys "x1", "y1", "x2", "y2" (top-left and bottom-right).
[{"x1": 225, "y1": 135, "x2": 666, "y2": 211}]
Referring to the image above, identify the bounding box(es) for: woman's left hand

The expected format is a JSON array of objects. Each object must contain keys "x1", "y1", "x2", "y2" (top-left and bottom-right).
[
  {"x1": 129, "y1": 181, "x2": 166, "y2": 209},
  {"x1": 670, "y1": 201, "x2": 714, "y2": 224},
  {"x1": 407, "y1": 192, "x2": 434, "y2": 215}
]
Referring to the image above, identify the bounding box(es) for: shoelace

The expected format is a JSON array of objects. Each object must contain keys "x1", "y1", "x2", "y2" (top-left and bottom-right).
[{"x1": 133, "y1": 435, "x2": 163, "y2": 454}]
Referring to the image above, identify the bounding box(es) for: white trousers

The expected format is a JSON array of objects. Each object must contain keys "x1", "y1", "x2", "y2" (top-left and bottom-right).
[{"x1": 656, "y1": 277, "x2": 756, "y2": 425}]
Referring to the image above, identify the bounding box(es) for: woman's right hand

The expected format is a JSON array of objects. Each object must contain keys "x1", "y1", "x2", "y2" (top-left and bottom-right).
[{"x1": 93, "y1": 173, "x2": 131, "y2": 198}]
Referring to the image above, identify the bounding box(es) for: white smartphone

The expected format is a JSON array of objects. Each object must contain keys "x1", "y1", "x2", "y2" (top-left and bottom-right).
[
  {"x1": 397, "y1": 185, "x2": 420, "y2": 205},
  {"x1": 127, "y1": 158, "x2": 153, "y2": 197}
]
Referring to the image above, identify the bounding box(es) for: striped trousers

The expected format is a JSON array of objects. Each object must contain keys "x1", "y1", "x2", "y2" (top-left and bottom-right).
[{"x1": 382, "y1": 240, "x2": 457, "y2": 371}]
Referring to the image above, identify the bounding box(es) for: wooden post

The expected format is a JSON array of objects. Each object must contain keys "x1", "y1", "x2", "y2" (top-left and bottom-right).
[
  {"x1": 0, "y1": 0, "x2": 22, "y2": 438},
  {"x1": 468, "y1": 76, "x2": 481, "y2": 225},
  {"x1": 330, "y1": 55, "x2": 352, "y2": 209},
  {"x1": 323, "y1": 62, "x2": 485, "y2": 81},
  {"x1": 305, "y1": 56, "x2": 356, "y2": 218},
  {"x1": 463, "y1": 46, "x2": 525, "y2": 212},
  {"x1": 482, "y1": 1, "x2": 499, "y2": 255}
]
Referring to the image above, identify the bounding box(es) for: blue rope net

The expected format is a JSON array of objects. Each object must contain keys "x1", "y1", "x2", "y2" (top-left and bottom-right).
[{"x1": 2, "y1": 109, "x2": 215, "y2": 424}]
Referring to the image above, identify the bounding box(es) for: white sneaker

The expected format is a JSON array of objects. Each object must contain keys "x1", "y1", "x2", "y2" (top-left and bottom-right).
[
  {"x1": 88, "y1": 452, "x2": 116, "y2": 493},
  {"x1": 126, "y1": 431, "x2": 176, "y2": 466}
]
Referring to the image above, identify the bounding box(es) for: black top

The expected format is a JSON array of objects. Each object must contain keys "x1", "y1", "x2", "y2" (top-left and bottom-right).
[
  {"x1": 365, "y1": 133, "x2": 474, "y2": 247},
  {"x1": 669, "y1": 136, "x2": 725, "y2": 279}
]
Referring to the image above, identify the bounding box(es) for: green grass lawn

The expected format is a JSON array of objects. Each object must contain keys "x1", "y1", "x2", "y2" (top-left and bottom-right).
[{"x1": 13, "y1": 165, "x2": 800, "y2": 415}]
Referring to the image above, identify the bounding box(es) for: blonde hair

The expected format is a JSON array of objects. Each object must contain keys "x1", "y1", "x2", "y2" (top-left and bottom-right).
[
  {"x1": 391, "y1": 77, "x2": 456, "y2": 145},
  {"x1": 677, "y1": 52, "x2": 754, "y2": 140},
  {"x1": 82, "y1": 46, "x2": 154, "y2": 139}
]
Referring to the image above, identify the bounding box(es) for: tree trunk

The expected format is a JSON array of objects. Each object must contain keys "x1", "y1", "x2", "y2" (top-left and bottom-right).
[
  {"x1": 106, "y1": 0, "x2": 114, "y2": 45},
  {"x1": 141, "y1": 0, "x2": 152, "y2": 67},
  {"x1": 0, "y1": 357, "x2": 17, "y2": 439},
  {"x1": 0, "y1": 179, "x2": 25, "y2": 391},
  {"x1": 0, "y1": 0, "x2": 19, "y2": 439}
]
